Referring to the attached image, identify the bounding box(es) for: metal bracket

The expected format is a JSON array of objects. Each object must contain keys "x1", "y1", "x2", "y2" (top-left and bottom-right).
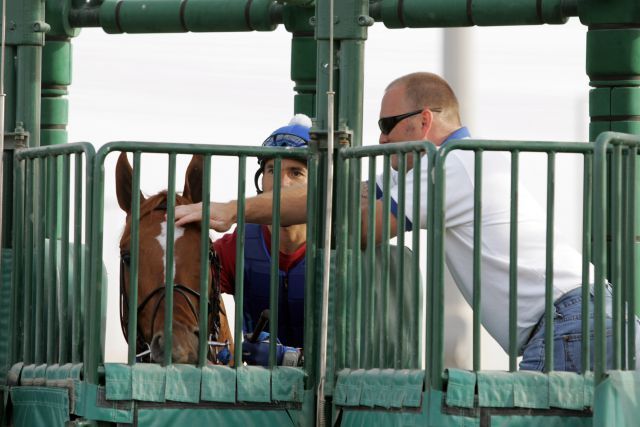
[
  {"x1": 2, "y1": 131, "x2": 29, "y2": 150},
  {"x1": 309, "y1": 128, "x2": 352, "y2": 150}
]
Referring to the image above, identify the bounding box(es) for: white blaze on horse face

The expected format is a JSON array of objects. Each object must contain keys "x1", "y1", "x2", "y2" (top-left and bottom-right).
[{"x1": 156, "y1": 220, "x2": 185, "y2": 282}]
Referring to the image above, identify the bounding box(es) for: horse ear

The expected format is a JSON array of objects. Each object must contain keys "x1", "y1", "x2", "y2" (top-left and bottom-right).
[
  {"x1": 184, "y1": 155, "x2": 205, "y2": 203},
  {"x1": 115, "y1": 152, "x2": 145, "y2": 213}
]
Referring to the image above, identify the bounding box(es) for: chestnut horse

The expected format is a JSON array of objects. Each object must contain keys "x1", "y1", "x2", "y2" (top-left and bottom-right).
[{"x1": 115, "y1": 152, "x2": 233, "y2": 364}]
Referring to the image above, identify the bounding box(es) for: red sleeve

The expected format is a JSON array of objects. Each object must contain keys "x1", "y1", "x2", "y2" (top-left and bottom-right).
[{"x1": 213, "y1": 231, "x2": 237, "y2": 294}]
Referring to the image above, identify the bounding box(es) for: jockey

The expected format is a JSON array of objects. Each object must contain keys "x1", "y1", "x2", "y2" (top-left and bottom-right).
[{"x1": 213, "y1": 114, "x2": 311, "y2": 366}]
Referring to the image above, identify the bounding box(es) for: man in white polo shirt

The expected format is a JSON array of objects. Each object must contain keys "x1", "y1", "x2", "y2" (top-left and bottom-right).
[{"x1": 373, "y1": 72, "x2": 615, "y2": 371}]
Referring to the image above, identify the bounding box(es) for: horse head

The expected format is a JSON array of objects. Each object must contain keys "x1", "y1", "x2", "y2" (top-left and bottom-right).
[{"x1": 115, "y1": 152, "x2": 232, "y2": 364}]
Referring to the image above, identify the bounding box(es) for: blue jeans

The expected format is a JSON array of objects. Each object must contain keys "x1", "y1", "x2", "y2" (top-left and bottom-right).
[{"x1": 519, "y1": 286, "x2": 615, "y2": 372}]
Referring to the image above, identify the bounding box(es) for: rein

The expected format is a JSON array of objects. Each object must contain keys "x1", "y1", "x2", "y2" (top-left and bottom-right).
[{"x1": 119, "y1": 203, "x2": 225, "y2": 363}]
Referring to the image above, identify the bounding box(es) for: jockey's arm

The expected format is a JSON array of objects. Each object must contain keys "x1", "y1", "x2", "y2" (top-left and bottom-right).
[
  {"x1": 174, "y1": 183, "x2": 399, "y2": 247},
  {"x1": 175, "y1": 184, "x2": 309, "y2": 231}
]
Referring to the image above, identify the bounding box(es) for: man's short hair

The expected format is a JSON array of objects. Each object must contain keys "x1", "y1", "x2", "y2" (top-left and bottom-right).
[{"x1": 387, "y1": 72, "x2": 461, "y2": 126}]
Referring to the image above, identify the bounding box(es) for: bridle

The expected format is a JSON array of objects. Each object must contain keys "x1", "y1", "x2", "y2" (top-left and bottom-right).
[{"x1": 119, "y1": 204, "x2": 225, "y2": 363}]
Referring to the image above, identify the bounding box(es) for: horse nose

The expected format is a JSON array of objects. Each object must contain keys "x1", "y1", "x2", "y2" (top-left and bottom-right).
[{"x1": 150, "y1": 332, "x2": 166, "y2": 363}]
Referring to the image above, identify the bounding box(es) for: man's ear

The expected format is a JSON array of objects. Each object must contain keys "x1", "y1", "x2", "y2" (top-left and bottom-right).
[
  {"x1": 420, "y1": 108, "x2": 433, "y2": 139},
  {"x1": 115, "y1": 152, "x2": 146, "y2": 213}
]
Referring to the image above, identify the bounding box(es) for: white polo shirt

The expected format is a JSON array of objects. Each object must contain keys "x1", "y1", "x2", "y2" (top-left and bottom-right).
[{"x1": 382, "y1": 128, "x2": 586, "y2": 353}]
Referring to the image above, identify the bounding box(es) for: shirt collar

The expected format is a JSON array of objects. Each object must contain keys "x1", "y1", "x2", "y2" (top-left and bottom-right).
[{"x1": 441, "y1": 126, "x2": 471, "y2": 147}]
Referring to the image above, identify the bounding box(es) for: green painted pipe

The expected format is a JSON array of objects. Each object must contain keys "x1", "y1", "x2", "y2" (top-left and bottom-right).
[
  {"x1": 378, "y1": 0, "x2": 572, "y2": 28},
  {"x1": 96, "y1": 0, "x2": 280, "y2": 33}
]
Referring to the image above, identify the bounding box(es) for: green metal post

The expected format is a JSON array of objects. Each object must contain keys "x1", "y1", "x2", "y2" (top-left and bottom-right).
[
  {"x1": 285, "y1": 5, "x2": 316, "y2": 116},
  {"x1": 582, "y1": 0, "x2": 640, "y2": 319}
]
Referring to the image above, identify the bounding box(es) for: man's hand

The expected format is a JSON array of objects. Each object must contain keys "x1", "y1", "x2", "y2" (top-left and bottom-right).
[{"x1": 175, "y1": 201, "x2": 237, "y2": 232}]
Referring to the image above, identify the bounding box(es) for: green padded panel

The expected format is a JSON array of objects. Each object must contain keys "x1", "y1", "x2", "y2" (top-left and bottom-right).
[
  {"x1": 271, "y1": 366, "x2": 305, "y2": 403},
  {"x1": 132, "y1": 364, "x2": 166, "y2": 402},
  {"x1": 11, "y1": 386, "x2": 69, "y2": 427},
  {"x1": 237, "y1": 366, "x2": 271, "y2": 403},
  {"x1": 137, "y1": 407, "x2": 296, "y2": 426},
  {"x1": 477, "y1": 371, "x2": 515, "y2": 408},
  {"x1": 445, "y1": 369, "x2": 476, "y2": 409},
  {"x1": 513, "y1": 372, "x2": 549, "y2": 409},
  {"x1": 201, "y1": 365, "x2": 236, "y2": 403},
  {"x1": 334, "y1": 368, "x2": 425, "y2": 409},
  {"x1": 105, "y1": 363, "x2": 132, "y2": 400},
  {"x1": 165, "y1": 364, "x2": 201, "y2": 403},
  {"x1": 593, "y1": 370, "x2": 640, "y2": 426}
]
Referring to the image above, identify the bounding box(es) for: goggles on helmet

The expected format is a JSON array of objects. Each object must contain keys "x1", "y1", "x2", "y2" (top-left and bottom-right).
[{"x1": 262, "y1": 133, "x2": 308, "y2": 149}]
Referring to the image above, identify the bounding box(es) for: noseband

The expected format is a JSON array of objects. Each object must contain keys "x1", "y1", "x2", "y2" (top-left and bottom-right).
[{"x1": 119, "y1": 203, "x2": 224, "y2": 363}]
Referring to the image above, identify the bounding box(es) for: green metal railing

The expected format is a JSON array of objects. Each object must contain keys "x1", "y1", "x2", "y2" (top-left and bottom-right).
[
  {"x1": 91, "y1": 141, "x2": 316, "y2": 384},
  {"x1": 593, "y1": 132, "x2": 640, "y2": 382},
  {"x1": 430, "y1": 137, "x2": 637, "y2": 389},
  {"x1": 10, "y1": 142, "x2": 94, "y2": 369},
  {"x1": 336, "y1": 141, "x2": 435, "y2": 375}
]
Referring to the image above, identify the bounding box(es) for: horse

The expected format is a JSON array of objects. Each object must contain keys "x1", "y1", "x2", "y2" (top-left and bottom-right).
[{"x1": 115, "y1": 152, "x2": 233, "y2": 364}]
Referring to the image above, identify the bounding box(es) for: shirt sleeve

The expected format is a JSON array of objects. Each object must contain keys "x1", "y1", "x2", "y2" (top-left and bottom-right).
[
  {"x1": 213, "y1": 231, "x2": 238, "y2": 294},
  {"x1": 385, "y1": 156, "x2": 429, "y2": 230}
]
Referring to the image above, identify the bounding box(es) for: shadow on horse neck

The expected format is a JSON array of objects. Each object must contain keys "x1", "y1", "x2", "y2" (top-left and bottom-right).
[{"x1": 115, "y1": 152, "x2": 232, "y2": 364}]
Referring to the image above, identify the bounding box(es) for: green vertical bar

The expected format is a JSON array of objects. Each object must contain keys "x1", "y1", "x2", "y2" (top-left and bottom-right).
[
  {"x1": 46, "y1": 156, "x2": 58, "y2": 364},
  {"x1": 233, "y1": 155, "x2": 246, "y2": 368},
  {"x1": 350, "y1": 157, "x2": 362, "y2": 368},
  {"x1": 11, "y1": 159, "x2": 25, "y2": 364},
  {"x1": 582, "y1": 153, "x2": 593, "y2": 373},
  {"x1": 366, "y1": 156, "x2": 376, "y2": 367},
  {"x1": 411, "y1": 151, "x2": 422, "y2": 369},
  {"x1": 626, "y1": 147, "x2": 636, "y2": 369},
  {"x1": 269, "y1": 157, "x2": 282, "y2": 367},
  {"x1": 593, "y1": 136, "x2": 608, "y2": 383},
  {"x1": 335, "y1": 152, "x2": 348, "y2": 370},
  {"x1": 163, "y1": 153, "x2": 177, "y2": 366},
  {"x1": 23, "y1": 160, "x2": 34, "y2": 363},
  {"x1": 611, "y1": 145, "x2": 623, "y2": 369},
  {"x1": 544, "y1": 152, "x2": 556, "y2": 373},
  {"x1": 509, "y1": 150, "x2": 519, "y2": 372},
  {"x1": 198, "y1": 155, "x2": 211, "y2": 366},
  {"x1": 431, "y1": 152, "x2": 447, "y2": 390},
  {"x1": 380, "y1": 155, "x2": 391, "y2": 366},
  {"x1": 34, "y1": 158, "x2": 46, "y2": 364},
  {"x1": 395, "y1": 153, "x2": 406, "y2": 368},
  {"x1": 59, "y1": 155, "x2": 70, "y2": 363},
  {"x1": 303, "y1": 153, "x2": 318, "y2": 384},
  {"x1": 472, "y1": 150, "x2": 483, "y2": 371},
  {"x1": 127, "y1": 152, "x2": 142, "y2": 365},
  {"x1": 72, "y1": 154, "x2": 83, "y2": 364},
  {"x1": 84, "y1": 146, "x2": 98, "y2": 383}
]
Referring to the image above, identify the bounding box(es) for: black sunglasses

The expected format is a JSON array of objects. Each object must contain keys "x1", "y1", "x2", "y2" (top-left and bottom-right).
[{"x1": 378, "y1": 108, "x2": 442, "y2": 135}]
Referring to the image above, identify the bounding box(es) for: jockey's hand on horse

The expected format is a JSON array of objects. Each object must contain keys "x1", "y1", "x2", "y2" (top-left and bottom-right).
[
  {"x1": 242, "y1": 332, "x2": 301, "y2": 366},
  {"x1": 174, "y1": 201, "x2": 235, "y2": 232}
]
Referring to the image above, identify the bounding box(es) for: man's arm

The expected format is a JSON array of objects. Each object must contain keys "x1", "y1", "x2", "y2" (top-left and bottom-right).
[
  {"x1": 360, "y1": 198, "x2": 399, "y2": 248},
  {"x1": 175, "y1": 184, "x2": 309, "y2": 231}
]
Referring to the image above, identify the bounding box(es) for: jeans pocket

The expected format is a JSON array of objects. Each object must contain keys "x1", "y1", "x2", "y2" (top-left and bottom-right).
[{"x1": 520, "y1": 338, "x2": 545, "y2": 371}]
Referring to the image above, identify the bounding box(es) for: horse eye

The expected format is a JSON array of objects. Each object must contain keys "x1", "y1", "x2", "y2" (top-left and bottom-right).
[{"x1": 121, "y1": 252, "x2": 131, "y2": 265}]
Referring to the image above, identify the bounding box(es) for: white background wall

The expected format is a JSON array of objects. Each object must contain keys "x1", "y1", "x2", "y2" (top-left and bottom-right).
[{"x1": 67, "y1": 19, "x2": 589, "y2": 364}]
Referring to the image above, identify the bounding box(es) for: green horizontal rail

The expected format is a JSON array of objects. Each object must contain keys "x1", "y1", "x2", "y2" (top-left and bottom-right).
[
  {"x1": 370, "y1": 0, "x2": 577, "y2": 28},
  {"x1": 70, "y1": 0, "x2": 282, "y2": 33}
]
